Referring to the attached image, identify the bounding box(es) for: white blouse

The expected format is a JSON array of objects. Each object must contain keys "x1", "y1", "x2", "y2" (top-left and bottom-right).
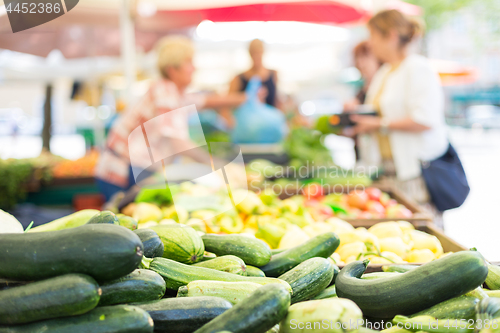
[{"x1": 359, "y1": 54, "x2": 449, "y2": 181}]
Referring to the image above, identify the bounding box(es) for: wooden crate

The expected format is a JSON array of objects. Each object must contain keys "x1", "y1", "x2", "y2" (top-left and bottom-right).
[{"x1": 345, "y1": 220, "x2": 467, "y2": 273}]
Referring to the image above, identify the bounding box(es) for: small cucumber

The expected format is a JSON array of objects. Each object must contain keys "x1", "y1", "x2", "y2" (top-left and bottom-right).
[
  {"x1": 177, "y1": 280, "x2": 261, "y2": 304},
  {"x1": 0, "y1": 305, "x2": 154, "y2": 333},
  {"x1": 117, "y1": 214, "x2": 138, "y2": 230},
  {"x1": 336, "y1": 251, "x2": 489, "y2": 318},
  {"x1": 194, "y1": 283, "x2": 291, "y2": 333},
  {"x1": 193, "y1": 255, "x2": 246, "y2": 275},
  {"x1": 245, "y1": 265, "x2": 266, "y2": 277},
  {"x1": 201, "y1": 234, "x2": 272, "y2": 267},
  {"x1": 133, "y1": 296, "x2": 232, "y2": 333},
  {"x1": 464, "y1": 286, "x2": 489, "y2": 299},
  {"x1": 27, "y1": 209, "x2": 99, "y2": 233},
  {"x1": 312, "y1": 285, "x2": 337, "y2": 300},
  {"x1": 271, "y1": 249, "x2": 286, "y2": 255},
  {"x1": 259, "y1": 232, "x2": 340, "y2": 277},
  {"x1": 410, "y1": 296, "x2": 479, "y2": 320},
  {"x1": 278, "y1": 257, "x2": 335, "y2": 303},
  {"x1": 133, "y1": 229, "x2": 164, "y2": 258},
  {"x1": 150, "y1": 225, "x2": 205, "y2": 264},
  {"x1": 147, "y1": 257, "x2": 292, "y2": 293},
  {"x1": 99, "y1": 269, "x2": 166, "y2": 306},
  {"x1": 486, "y1": 264, "x2": 500, "y2": 290},
  {"x1": 382, "y1": 264, "x2": 418, "y2": 273},
  {"x1": 0, "y1": 274, "x2": 100, "y2": 325},
  {"x1": 87, "y1": 211, "x2": 119, "y2": 225}
]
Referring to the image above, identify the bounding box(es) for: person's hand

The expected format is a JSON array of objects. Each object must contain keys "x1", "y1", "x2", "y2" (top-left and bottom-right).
[
  {"x1": 257, "y1": 87, "x2": 268, "y2": 103},
  {"x1": 350, "y1": 115, "x2": 381, "y2": 134},
  {"x1": 343, "y1": 99, "x2": 360, "y2": 113}
]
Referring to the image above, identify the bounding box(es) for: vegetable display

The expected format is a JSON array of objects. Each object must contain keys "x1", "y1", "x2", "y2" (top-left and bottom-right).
[{"x1": 0, "y1": 197, "x2": 496, "y2": 332}]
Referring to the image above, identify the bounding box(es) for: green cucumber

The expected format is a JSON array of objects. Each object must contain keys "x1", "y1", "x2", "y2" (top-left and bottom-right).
[
  {"x1": 177, "y1": 281, "x2": 261, "y2": 305},
  {"x1": 117, "y1": 214, "x2": 138, "y2": 230},
  {"x1": 150, "y1": 225, "x2": 205, "y2": 264},
  {"x1": 134, "y1": 296, "x2": 231, "y2": 333},
  {"x1": 99, "y1": 269, "x2": 166, "y2": 306},
  {"x1": 201, "y1": 234, "x2": 272, "y2": 267},
  {"x1": 87, "y1": 211, "x2": 119, "y2": 225},
  {"x1": 0, "y1": 274, "x2": 100, "y2": 325},
  {"x1": 0, "y1": 224, "x2": 144, "y2": 282},
  {"x1": 27, "y1": 209, "x2": 99, "y2": 232},
  {"x1": 245, "y1": 265, "x2": 266, "y2": 277},
  {"x1": 193, "y1": 255, "x2": 246, "y2": 275},
  {"x1": 271, "y1": 249, "x2": 286, "y2": 255},
  {"x1": 0, "y1": 305, "x2": 154, "y2": 333},
  {"x1": 278, "y1": 257, "x2": 335, "y2": 303},
  {"x1": 335, "y1": 251, "x2": 488, "y2": 318},
  {"x1": 133, "y1": 229, "x2": 164, "y2": 258},
  {"x1": 382, "y1": 264, "x2": 418, "y2": 273},
  {"x1": 259, "y1": 232, "x2": 340, "y2": 277},
  {"x1": 312, "y1": 285, "x2": 337, "y2": 300},
  {"x1": 194, "y1": 283, "x2": 291, "y2": 333},
  {"x1": 146, "y1": 257, "x2": 292, "y2": 293},
  {"x1": 486, "y1": 264, "x2": 500, "y2": 290},
  {"x1": 410, "y1": 296, "x2": 479, "y2": 320}
]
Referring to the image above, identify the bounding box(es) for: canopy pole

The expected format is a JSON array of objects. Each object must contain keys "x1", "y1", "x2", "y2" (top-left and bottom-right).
[
  {"x1": 120, "y1": 0, "x2": 136, "y2": 105},
  {"x1": 42, "y1": 83, "x2": 53, "y2": 152}
]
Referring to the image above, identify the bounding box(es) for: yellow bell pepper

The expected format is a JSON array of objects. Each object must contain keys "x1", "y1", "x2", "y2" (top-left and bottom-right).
[
  {"x1": 336, "y1": 241, "x2": 367, "y2": 262},
  {"x1": 368, "y1": 222, "x2": 403, "y2": 239},
  {"x1": 234, "y1": 190, "x2": 263, "y2": 215},
  {"x1": 397, "y1": 220, "x2": 415, "y2": 234},
  {"x1": 218, "y1": 215, "x2": 244, "y2": 234},
  {"x1": 279, "y1": 198, "x2": 300, "y2": 214},
  {"x1": 407, "y1": 230, "x2": 444, "y2": 257},
  {"x1": 364, "y1": 255, "x2": 393, "y2": 265},
  {"x1": 302, "y1": 222, "x2": 335, "y2": 238},
  {"x1": 380, "y1": 251, "x2": 406, "y2": 263},
  {"x1": 378, "y1": 237, "x2": 410, "y2": 260},
  {"x1": 132, "y1": 202, "x2": 163, "y2": 224},
  {"x1": 330, "y1": 253, "x2": 345, "y2": 266},
  {"x1": 161, "y1": 206, "x2": 189, "y2": 224},
  {"x1": 278, "y1": 226, "x2": 310, "y2": 249},
  {"x1": 407, "y1": 249, "x2": 435, "y2": 263},
  {"x1": 325, "y1": 217, "x2": 355, "y2": 234}
]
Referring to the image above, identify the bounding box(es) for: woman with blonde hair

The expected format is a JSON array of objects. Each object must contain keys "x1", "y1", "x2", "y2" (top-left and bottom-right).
[
  {"x1": 349, "y1": 10, "x2": 468, "y2": 222},
  {"x1": 95, "y1": 35, "x2": 247, "y2": 200}
]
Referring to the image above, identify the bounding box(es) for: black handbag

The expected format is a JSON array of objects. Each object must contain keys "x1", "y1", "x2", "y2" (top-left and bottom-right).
[{"x1": 420, "y1": 144, "x2": 470, "y2": 212}]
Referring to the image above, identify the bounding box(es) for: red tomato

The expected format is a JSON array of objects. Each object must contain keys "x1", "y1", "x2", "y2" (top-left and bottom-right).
[
  {"x1": 347, "y1": 190, "x2": 369, "y2": 210},
  {"x1": 301, "y1": 183, "x2": 324, "y2": 199},
  {"x1": 386, "y1": 204, "x2": 413, "y2": 218},
  {"x1": 357, "y1": 211, "x2": 374, "y2": 219},
  {"x1": 365, "y1": 187, "x2": 382, "y2": 202},
  {"x1": 366, "y1": 200, "x2": 386, "y2": 216}
]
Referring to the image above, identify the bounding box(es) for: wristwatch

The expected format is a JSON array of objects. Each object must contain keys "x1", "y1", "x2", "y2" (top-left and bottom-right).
[{"x1": 379, "y1": 118, "x2": 391, "y2": 135}]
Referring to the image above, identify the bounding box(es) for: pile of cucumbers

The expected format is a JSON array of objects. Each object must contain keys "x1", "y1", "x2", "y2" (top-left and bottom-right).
[{"x1": 1, "y1": 209, "x2": 499, "y2": 333}]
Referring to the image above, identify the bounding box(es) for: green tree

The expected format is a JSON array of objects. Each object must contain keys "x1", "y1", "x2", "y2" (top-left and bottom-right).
[{"x1": 404, "y1": 0, "x2": 475, "y2": 31}]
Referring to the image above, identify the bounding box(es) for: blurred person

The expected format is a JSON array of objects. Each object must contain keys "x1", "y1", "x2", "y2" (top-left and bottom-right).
[
  {"x1": 220, "y1": 39, "x2": 279, "y2": 127},
  {"x1": 347, "y1": 10, "x2": 460, "y2": 225},
  {"x1": 344, "y1": 41, "x2": 382, "y2": 111},
  {"x1": 95, "y1": 36, "x2": 247, "y2": 201}
]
